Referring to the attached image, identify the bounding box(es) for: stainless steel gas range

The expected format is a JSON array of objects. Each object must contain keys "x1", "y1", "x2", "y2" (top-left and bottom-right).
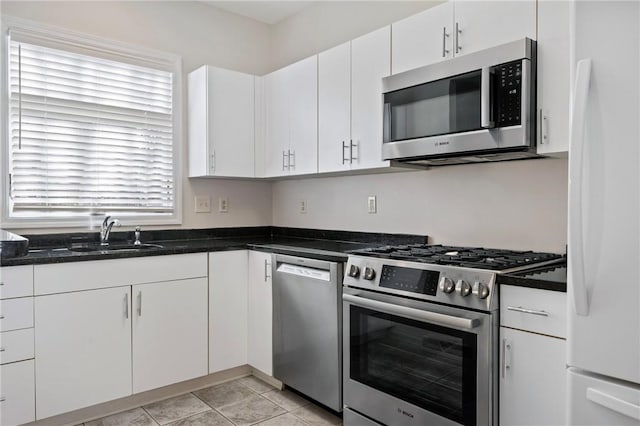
[{"x1": 342, "y1": 245, "x2": 562, "y2": 426}]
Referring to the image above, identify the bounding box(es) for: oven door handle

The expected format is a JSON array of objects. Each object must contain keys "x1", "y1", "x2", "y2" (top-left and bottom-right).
[{"x1": 343, "y1": 294, "x2": 481, "y2": 330}]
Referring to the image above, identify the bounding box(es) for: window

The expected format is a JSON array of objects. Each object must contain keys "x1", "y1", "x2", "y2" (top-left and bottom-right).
[{"x1": 1, "y1": 18, "x2": 182, "y2": 227}]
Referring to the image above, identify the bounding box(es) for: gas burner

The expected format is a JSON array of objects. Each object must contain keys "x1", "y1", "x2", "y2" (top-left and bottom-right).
[{"x1": 349, "y1": 244, "x2": 562, "y2": 271}]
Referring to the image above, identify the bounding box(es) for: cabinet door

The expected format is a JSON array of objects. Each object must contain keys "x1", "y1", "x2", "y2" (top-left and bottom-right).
[
  {"x1": 264, "y1": 68, "x2": 289, "y2": 177},
  {"x1": 0, "y1": 360, "x2": 35, "y2": 426},
  {"x1": 351, "y1": 26, "x2": 391, "y2": 170},
  {"x1": 209, "y1": 251, "x2": 248, "y2": 373},
  {"x1": 248, "y1": 251, "x2": 273, "y2": 376},
  {"x1": 35, "y1": 287, "x2": 132, "y2": 419},
  {"x1": 536, "y1": 0, "x2": 570, "y2": 156},
  {"x1": 207, "y1": 67, "x2": 255, "y2": 177},
  {"x1": 500, "y1": 327, "x2": 566, "y2": 426},
  {"x1": 391, "y1": 2, "x2": 454, "y2": 74},
  {"x1": 132, "y1": 278, "x2": 208, "y2": 393},
  {"x1": 453, "y1": 1, "x2": 536, "y2": 57},
  {"x1": 318, "y1": 42, "x2": 351, "y2": 173},
  {"x1": 288, "y1": 55, "x2": 318, "y2": 176}
]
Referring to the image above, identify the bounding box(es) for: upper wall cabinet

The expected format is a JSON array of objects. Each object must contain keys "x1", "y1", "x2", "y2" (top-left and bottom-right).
[
  {"x1": 392, "y1": 1, "x2": 536, "y2": 74},
  {"x1": 188, "y1": 65, "x2": 255, "y2": 178},
  {"x1": 318, "y1": 26, "x2": 391, "y2": 173},
  {"x1": 536, "y1": 0, "x2": 570, "y2": 156},
  {"x1": 263, "y1": 56, "x2": 318, "y2": 177}
]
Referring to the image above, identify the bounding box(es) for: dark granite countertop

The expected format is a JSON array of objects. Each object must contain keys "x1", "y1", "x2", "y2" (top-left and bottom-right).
[
  {"x1": 1, "y1": 226, "x2": 428, "y2": 266},
  {"x1": 497, "y1": 262, "x2": 567, "y2": 292}
]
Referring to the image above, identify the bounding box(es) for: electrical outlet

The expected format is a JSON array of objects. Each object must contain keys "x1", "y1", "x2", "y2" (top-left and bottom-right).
[
  {"x1": 367, "y1": 196, "x2": 377, "y2": 214},
  {"x1": 300, "y1": 200, "x2": 307, "y2": 214},
  {"x1": 218, "y1": 196, "x2": 229, "y2": 213},
  {"x1": 194, "y1": 195, "x2": 211, "y2": 213}
]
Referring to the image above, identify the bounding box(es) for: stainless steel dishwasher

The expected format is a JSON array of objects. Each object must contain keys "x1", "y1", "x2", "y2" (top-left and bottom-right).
[{"x1": 272, "y1": 254, "x2": 343, "y2": 412}]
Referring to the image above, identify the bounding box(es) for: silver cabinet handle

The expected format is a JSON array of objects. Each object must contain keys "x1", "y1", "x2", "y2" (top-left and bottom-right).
[
  {"x1": 137, "y1": 291, "x2": 142, "y2": 317},
  {"x1": 480, "y1": 67, "x2": 494, "y2": 129},
  {"x1": 502, "y1": 338, "x2": 512, "y2": 378},
  {"x1": 455, "y1": 22, "x2": 462, "y2": 54},
  {"x1": 282, "y1": 150, "x2": 288, "y2": 171},
  {"x1": 210, "y1": 151, "x2": 216, "y2": 173},
  {"x1": 539, "y1": 109, "x2": 549, "y2": 145},
  {"x1": 442, "y1": 27, "x2": 450, "y2": 58},
  {"x1": 124, "y1": 294, "x2": 129, "y2": 319},
  {"x1": 342, "y1": 141, "x2": 348, "y2": 164},
  {"x1": 264, "y1": 259, "x2": 272, "y2": 281},
  {"x1": 289, "y1": 150, "x2": 295, "y2": 170},
  {"x1": 343, "y1": 293, "x2": 480, "y2": 330},
  {"x1": 350, "y1": 140, "x2": 357, "y2": 163},
  {"x1": 507, "y1": 306, "x2": 550, "y2": 317}
]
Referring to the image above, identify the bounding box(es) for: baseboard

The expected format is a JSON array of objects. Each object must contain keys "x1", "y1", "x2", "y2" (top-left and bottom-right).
[
  {"x1": 26, "y1": 365, "x2": 252, "y2": 426},
  {"x1": 251, "y1": 367, "x2": 284, "y2": 391}
]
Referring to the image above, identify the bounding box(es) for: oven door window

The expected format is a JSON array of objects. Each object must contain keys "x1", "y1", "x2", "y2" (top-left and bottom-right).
[
  {"x1": 383, "y1": 70, "x2": 482, "y2": 143},
  {"x1": 349, "y1": 305, "x2": 477, "y2": 426}
]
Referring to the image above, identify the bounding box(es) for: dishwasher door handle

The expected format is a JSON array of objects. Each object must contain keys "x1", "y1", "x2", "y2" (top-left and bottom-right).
[{"x1": 343, "y1": 293, "x2": 480, "y2": 330}]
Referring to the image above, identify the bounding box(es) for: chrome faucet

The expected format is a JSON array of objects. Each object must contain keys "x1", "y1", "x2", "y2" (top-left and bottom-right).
[{"x1": 100, "y1": 216, "x2": 121, "y2": 245}]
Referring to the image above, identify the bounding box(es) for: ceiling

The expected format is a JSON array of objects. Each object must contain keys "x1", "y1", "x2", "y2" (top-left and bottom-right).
[{"x1": 202, "y1": 1, "x2": 317, "y2": 25}]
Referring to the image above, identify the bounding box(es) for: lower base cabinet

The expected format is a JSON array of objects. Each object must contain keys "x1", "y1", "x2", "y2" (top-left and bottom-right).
[
  {"x1": 132, "y1": 278, "x2": 208, "y2": 393},
  {"x1": 248, "y1": 251, "x2": 273, "y2": 376},
  {"x1": 0, "y1": 360, "x2": 35, "y2": 426},
  {"x1": 499, "y1": 327, "x2": 566, "y2": 425},
  {"x1": 35, "y1": 286, "x2": 133, "y2": 419}
]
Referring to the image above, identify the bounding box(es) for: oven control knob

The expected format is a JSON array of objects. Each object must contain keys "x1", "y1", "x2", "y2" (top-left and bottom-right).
[
  {"x1": 363, "y1": 267, "x2": 376, "y2": 281},
  {"x1": 347, "y1": 264, "x2": 360, "y2": 278},
  {"x1": 439, "y1": 277, "x2": 455, "y2": 294},
  {"x1": 456, "y1": 279, "x2": 472, "y2": 297},
  {"x1": 472, "y1": 282, "x2": 490, "y2": 299}
]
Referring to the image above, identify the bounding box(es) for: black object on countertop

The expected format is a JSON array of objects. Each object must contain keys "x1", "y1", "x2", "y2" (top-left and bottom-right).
[{"x1": 0, "y1": 229, "x2": 29, "y2": 259}]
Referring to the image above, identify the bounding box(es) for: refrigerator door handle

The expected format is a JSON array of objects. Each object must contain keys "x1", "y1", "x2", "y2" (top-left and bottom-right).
[
  {"x1": 568, "y1": 58, "x2": 592, "y2": 316},
  {"x1": 586, "y1": 388, "x2": 640, "y2": 421}
]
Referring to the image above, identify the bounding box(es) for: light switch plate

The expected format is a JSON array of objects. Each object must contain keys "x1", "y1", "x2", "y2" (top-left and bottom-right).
[{"x1": 194, "y1": 195, "x2": 211, "y2": 213}]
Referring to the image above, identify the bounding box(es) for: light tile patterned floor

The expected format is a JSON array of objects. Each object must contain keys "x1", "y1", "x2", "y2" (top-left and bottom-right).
[{"x1": 79, "y1": 376, "x2": 343, "y2": 426}]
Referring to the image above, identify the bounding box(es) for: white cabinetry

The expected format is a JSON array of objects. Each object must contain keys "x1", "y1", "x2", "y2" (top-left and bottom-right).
[
  {"x1": 499, "y1": 285, "x2": 567, "y2": 426},
  {"x1": 209, "y1": 251, "x2": 248, "y2": 373},
  {"x1": 392, "y1": 1, "x2": 536, "y2": 74},
  {"x1": 263, "y1": 56, "x2": 318, "y2": 177},
  {"x1": 35, "y1": 286, "x2": 133, "y2": 419},
  {"x1": 536, "y1": 0, "x2": 570, "y2": 155},
  {"x1": 319, "y1": 27, "x2": 392, "y2": 173},
  {"x1": 188, "y1": 65, "x2": 255, "y2": 177},
  {"x1": 33, "y1": 253, "x2": 208, "y2": 420},
  {"x1": 132, "y1": 278, "x2": 208, "y2": 393},
  {"x1": 247, "y1": 251, "x2": 273, "y2": 376},
  {"x1": 0, "y1": 265, "x2": 35, "y2": 426}
]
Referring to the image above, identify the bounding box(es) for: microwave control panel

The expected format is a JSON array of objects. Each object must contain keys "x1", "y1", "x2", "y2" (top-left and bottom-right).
[{"x1": 494, "y1": 61, "x2": 522, "y2": 127}]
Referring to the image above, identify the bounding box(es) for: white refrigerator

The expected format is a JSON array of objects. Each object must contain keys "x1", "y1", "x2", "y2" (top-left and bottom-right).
[{"x1": 567, "y1": 1, "x2": 640, "y2": 424}]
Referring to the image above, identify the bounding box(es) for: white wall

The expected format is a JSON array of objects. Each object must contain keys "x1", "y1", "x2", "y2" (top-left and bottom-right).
[
  {"x1": 1, "y1": 1, "x2": 273, "y2": 233},
  {"x1": 272, "y1": 159, "x2": 568, "y2": 253}
]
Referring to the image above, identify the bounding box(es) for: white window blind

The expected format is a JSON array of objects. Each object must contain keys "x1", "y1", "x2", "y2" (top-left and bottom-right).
[{"x1": 7, "y1": 34, "x2": 176, "y2": 219}]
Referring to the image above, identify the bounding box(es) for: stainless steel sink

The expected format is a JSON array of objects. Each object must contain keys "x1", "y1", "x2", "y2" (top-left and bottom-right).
[{"x1": 68, "y1": 243, "x2": 164, "y2": 253}]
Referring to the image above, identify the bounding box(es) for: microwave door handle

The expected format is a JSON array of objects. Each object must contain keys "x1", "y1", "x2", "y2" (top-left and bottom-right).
[
  {"x1": 569, "y1": 58, "x2": 592, "y2": 316},
  {"x1": 481, "y1": 67, "x2": 494, "y2": 129},
  {"x1": 342, "y1": 293, "x2": 480, "y2": 330}
]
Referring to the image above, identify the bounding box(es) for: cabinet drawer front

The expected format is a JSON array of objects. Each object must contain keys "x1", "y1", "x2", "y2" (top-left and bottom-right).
[
  {"x1": 35, "y1": 253, "x2": 208, "y2": 295},
  {"x1": 0, "y1": 328, "x2": 34, "y2": 364},
  {"x1": 0, "y1": 298, "x2": 34, "y2": 332},
  {"x1": 500, "y1": 285, "x2": 566, "y2": 338},
  {"x1": 0, "y1": 265, "x2": 34, "y2": 299},
  {"x1": 0, "y1": 359, "x2": 36, "y2": 426}
]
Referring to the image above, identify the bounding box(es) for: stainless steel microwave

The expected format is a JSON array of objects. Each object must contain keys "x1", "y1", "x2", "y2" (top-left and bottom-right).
[{"x1": 382, "y1": 38, "x2": 537, "y2": 166}]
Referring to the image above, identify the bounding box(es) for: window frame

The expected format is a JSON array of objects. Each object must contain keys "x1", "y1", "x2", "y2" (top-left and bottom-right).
[{"x1": 1, "y1": 16, "x2": 183, "y2": 228}]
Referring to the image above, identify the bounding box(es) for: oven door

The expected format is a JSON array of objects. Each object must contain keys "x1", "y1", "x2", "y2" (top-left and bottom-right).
[{"x1": 343, "y1": 287, "x2": 496, "y2": 426}]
